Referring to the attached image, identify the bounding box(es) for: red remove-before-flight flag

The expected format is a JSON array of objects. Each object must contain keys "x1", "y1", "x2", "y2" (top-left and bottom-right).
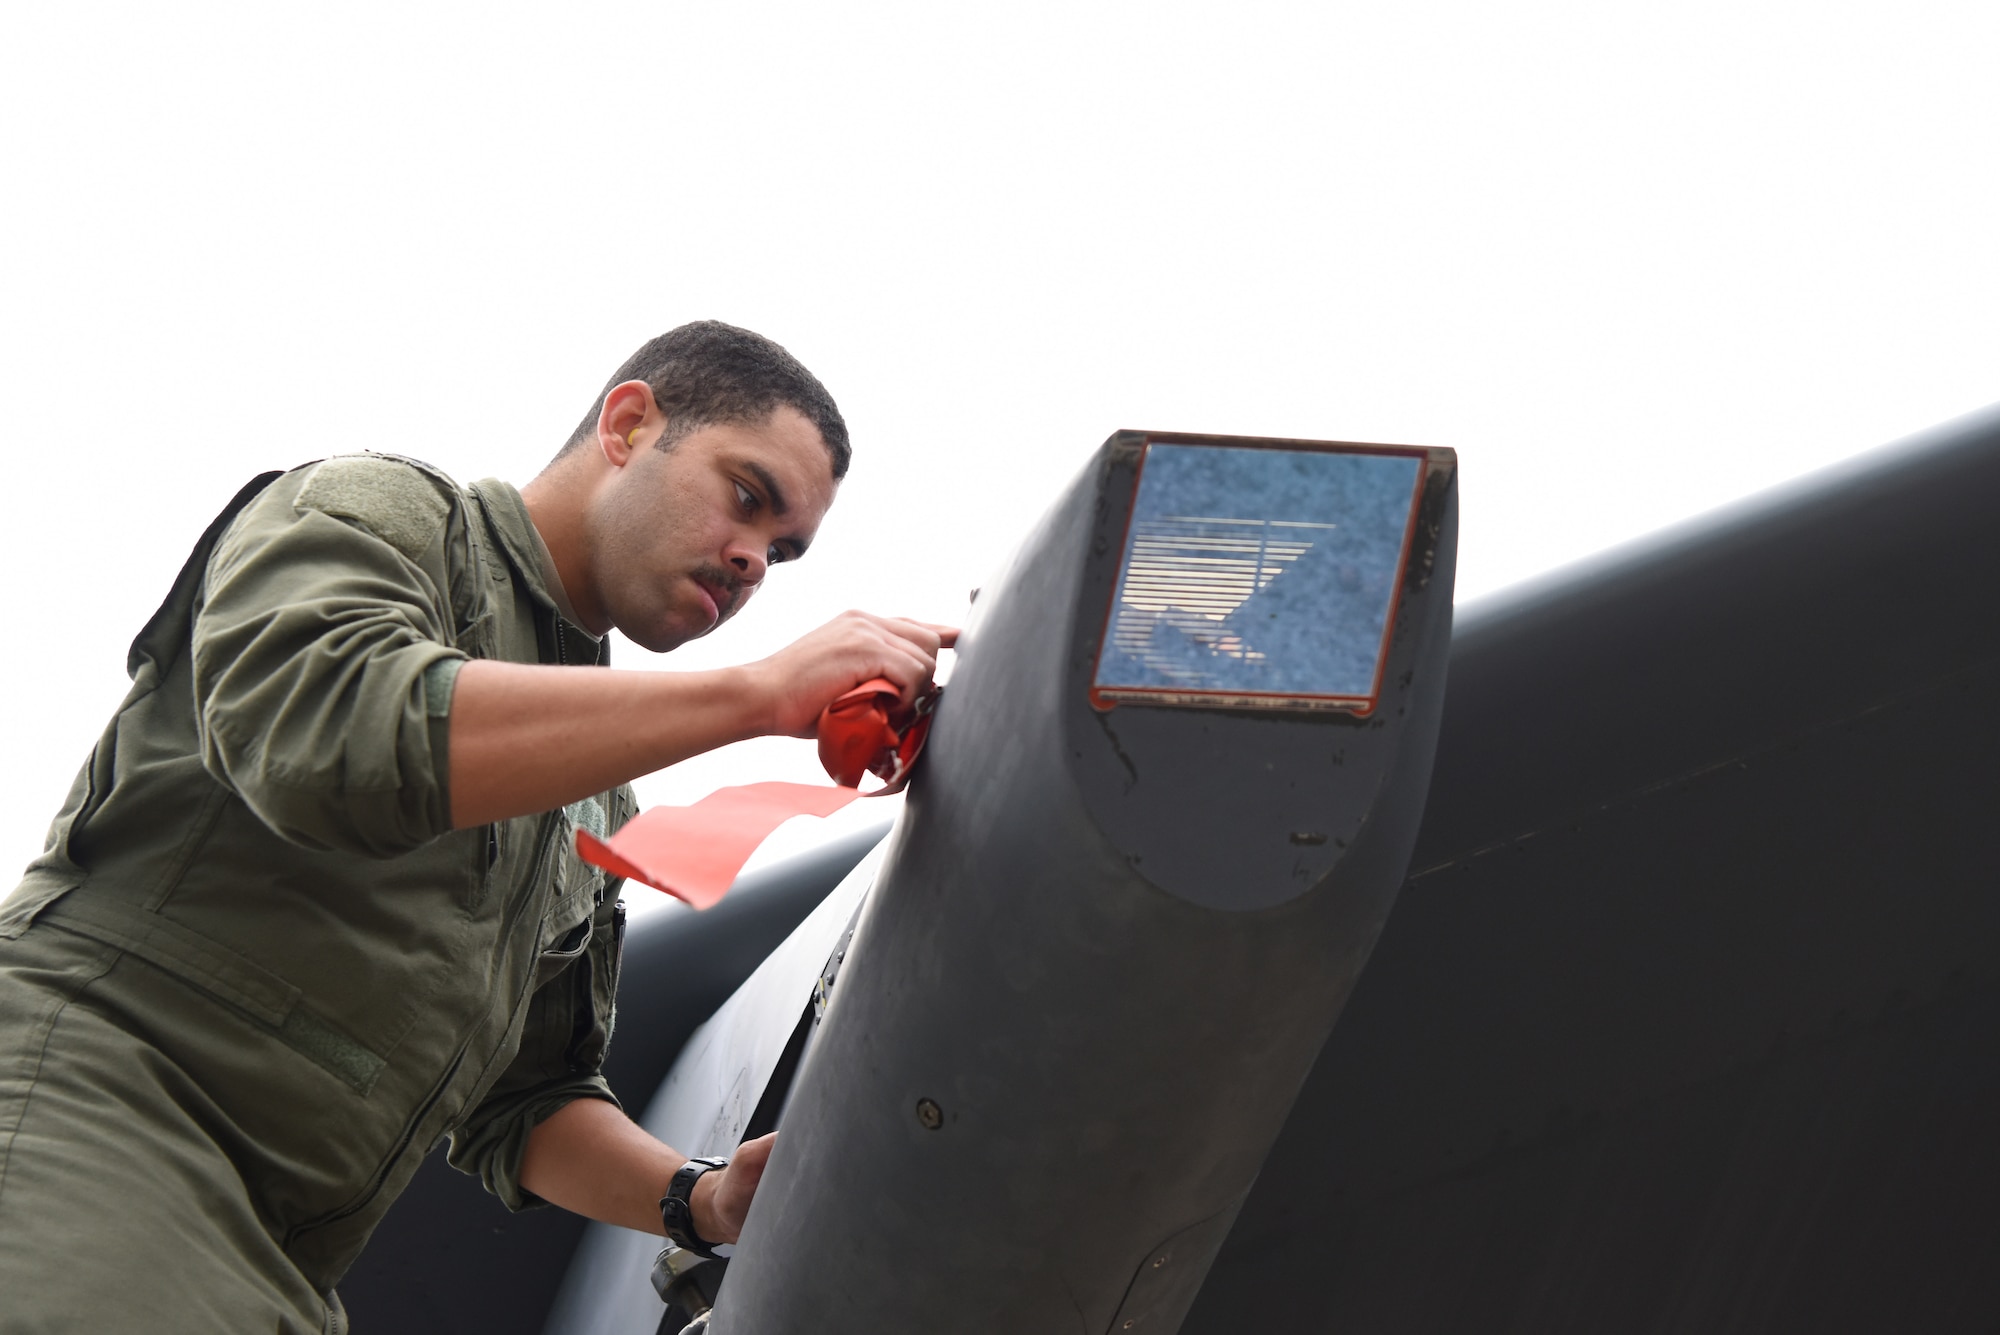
[{"x1": 573, "y1": 679, "x2": 937, "y2": 910}]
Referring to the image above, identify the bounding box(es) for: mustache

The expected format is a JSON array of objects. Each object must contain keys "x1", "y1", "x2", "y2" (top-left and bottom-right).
[{"x1": 692, "y1": 564, "x2": 746, "y2": 618}]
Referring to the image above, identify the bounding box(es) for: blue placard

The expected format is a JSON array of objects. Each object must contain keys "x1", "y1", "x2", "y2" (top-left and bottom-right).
[{"x1": 1093, "y1": 443, "x2": 1422, "y2": 706}]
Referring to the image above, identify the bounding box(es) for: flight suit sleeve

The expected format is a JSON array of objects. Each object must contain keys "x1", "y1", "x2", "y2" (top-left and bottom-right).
[
  {"x1": 447, "y1": 887, "x2": 628, "y2": 1210},
  {"x1": 191, "y1": 457, "x2": 470, "y2": 857}
]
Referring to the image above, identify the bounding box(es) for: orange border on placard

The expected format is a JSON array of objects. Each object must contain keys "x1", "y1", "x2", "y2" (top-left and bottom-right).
[{"x1": 1086, "y1": 432, "x2": 1433, "y2": 717}]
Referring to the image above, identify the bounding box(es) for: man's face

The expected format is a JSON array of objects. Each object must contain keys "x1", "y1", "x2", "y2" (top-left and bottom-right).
[{"x1": 584, "y1": 405, "x2": 838, "y2": 653}]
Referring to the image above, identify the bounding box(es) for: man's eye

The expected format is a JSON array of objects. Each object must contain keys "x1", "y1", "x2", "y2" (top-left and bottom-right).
[
  {"x1": 767, "y1": 544, "x2": 787, "y2": 566},
  {"x1": 734, "y1": 481, "x2": 757, "y2": 513}
]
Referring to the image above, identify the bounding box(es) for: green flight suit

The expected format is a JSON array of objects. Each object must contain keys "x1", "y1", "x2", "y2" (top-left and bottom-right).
[{"x1": 0, "y1": 456, "x2": 637, "y2": 1332}]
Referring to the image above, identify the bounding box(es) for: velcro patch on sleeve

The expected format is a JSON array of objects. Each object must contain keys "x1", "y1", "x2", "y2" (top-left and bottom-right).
[{"x1": 296, "y1": 455, "x2": 451, "y2": 562}]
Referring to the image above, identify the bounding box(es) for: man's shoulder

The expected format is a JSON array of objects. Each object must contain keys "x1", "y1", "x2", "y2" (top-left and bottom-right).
[{"x1": 289, "y1": 453, "x2": 465, "y2": 564}]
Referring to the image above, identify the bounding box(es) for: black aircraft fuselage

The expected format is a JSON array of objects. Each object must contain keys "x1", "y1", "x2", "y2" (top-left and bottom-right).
[{"x1": 344, "y1": 403, "x2": 2000, "y2": 1335}]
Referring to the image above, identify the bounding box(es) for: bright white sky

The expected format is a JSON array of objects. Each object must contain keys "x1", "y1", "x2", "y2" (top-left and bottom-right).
[{"x1": 3, "y1": 2, "x2": 1996, "y2": 887}]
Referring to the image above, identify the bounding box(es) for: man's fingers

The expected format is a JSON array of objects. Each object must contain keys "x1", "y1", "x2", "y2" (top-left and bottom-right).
[
  {"x1": 835, "y1": 612, "x2": 959, "y2": 656},
  {"x1": 724, "y1": 1134, "x2": 774, "y2": 1204},
  {"x1": 845, "y1": 620, "x2": 940, "y2": 696},
  {"x1": 771, "y1": 612, "x2": 961, "y2": 737},
  {"x1": 904, "y1": 621, "x2": 960, "y2": 653},
  {"x1": 871, "y1": 646, "x2": 935, "y2": 707},
  {"x1": 867, "y1": 614, "x2": 959, "y2": 653}
]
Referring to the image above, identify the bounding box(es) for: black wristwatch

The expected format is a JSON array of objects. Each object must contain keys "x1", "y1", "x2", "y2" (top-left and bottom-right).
[{"x1": 660, "y1": 1156, "x2": 730, "y2": 1258}]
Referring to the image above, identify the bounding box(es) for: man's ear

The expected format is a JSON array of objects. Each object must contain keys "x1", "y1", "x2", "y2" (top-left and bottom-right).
[{"x1": 597, "y1": 380, "x2": 660, "y2": 467}]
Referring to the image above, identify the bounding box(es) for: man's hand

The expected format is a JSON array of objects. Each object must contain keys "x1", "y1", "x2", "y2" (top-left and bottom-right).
[
  {"x1": 691, "y1": 1132, "x2": 776, "y2": 1245},
  {"x1": 519, "y1": 1102, "x2": 779, "y2": 1245},
  {"x1": 749, "y1": 611, "x2": 959, "y2": 739}
]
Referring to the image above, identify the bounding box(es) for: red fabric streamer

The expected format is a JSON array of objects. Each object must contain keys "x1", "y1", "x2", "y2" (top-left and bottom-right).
[{"x1": 573, "y1": 678, "x2": 938, "y2": 910}]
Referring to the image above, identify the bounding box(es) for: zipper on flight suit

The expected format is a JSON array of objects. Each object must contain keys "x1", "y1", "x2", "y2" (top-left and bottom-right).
[{"x1": 564, "y1": 898, "x2": 626, "y2": 1071}]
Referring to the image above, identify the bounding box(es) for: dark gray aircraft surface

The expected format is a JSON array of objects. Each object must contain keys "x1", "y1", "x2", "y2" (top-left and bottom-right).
[{"x1": 345, "y1": 403, "x2": 2000, "y2": 1333}]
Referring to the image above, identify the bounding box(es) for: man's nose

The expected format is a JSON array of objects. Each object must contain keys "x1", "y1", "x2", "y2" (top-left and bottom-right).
[{"x1": 725, "y1": 541, "x2": 768, "y2": 586}]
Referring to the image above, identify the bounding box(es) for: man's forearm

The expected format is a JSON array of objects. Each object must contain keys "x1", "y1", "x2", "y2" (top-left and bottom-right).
[
  {"x1": 446, "y1": 659, "x2": 771, "y2": 828},
  {"x1": 519, "y1": 1098, "x2": 767, "y2": 1242},
  {"x1": 517, "y1": 1098, "x2": 682, "y2": 1236}
]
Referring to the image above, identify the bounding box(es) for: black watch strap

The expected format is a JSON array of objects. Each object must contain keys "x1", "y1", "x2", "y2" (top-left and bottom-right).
[{"x1": 660, "y1": 1156, "x2": 730, "y2": 1258}]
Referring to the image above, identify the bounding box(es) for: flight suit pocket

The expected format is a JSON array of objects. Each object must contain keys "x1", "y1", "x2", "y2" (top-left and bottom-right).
[
  {"x1": 533, "y1": 910, "x2": 592, "y2": 992},
  {"x1": 0, "y1": 876, "x2": 79, "y2": 939},
  {"x1": 41, "y1": 894, "x2": 390, "y2": 1095}
]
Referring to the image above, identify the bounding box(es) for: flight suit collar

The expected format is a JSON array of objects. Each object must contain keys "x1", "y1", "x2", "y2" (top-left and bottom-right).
[
  {"x1": 522, "y1": 516, "x2": 593, "y2": 638},
  {"x1": 467, "y1": 478, "x2": 604, "y2": 648}
]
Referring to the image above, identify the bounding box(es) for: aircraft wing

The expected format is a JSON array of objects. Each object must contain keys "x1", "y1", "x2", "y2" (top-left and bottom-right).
[{"x1": 1186, "y1": 402, "x2": 2000, "y2": 1332}]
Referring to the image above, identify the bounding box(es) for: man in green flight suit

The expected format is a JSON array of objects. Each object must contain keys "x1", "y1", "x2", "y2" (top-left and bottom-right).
[{"x1": 0, "y1": 321, "x2": 951, "y2": 1332}]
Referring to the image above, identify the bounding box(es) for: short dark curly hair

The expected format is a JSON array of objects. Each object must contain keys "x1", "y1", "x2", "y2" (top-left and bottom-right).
[{"x1": 561, "y1": 321, "x2": 849, "y2": 478}]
